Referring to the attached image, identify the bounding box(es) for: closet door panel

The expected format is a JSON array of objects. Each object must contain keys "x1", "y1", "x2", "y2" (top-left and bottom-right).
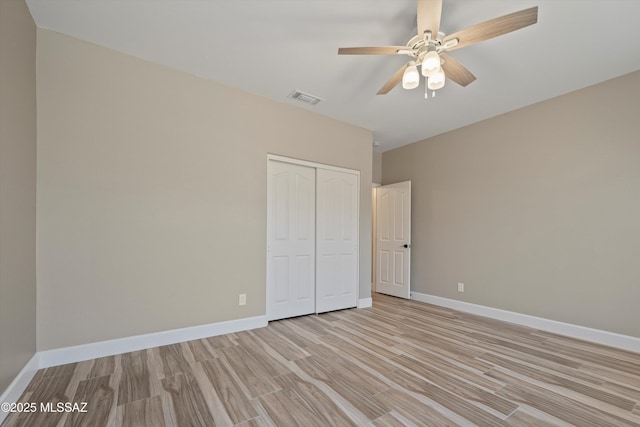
[
  {"x1": 316, "y1": 169, "x2": 359, "y2": 313},
  {"x1": 267, "y1": 161, "x2": 316, "y2": 320}
]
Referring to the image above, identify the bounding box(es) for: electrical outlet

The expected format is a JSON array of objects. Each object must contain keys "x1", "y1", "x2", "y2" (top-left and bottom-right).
[
  {"x1": 457, "y1": 282, "x2": 464, "y2": 293},
  {"x1": 239, "y1": 293, "x2": 247, "y2": 306}
]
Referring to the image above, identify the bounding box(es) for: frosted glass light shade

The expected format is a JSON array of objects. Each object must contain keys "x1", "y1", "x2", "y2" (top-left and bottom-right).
[
  {"x1": 427, "y1": 68, "x2": 445, "y2": 90},
  {"x1": 421, "y1": 50, "x2": 440, "y2": 77},
  {"x1": 402, "y1": 62, "x2": 420, "y2": 90}
]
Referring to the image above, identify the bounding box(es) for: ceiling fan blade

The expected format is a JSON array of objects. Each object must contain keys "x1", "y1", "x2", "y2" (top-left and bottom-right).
[
  {"x1": 417, "y1": 0, "x2": 443, "y2": 37},
  {"x1": 338, "y1": 46, "x2": 409, "y2": 55},
  {"x1": 377, "y1": 63, "x2": 409, "y2": 95},
  {"x1": 443, "y1": 6, "x2": 538, "y2": 51},
  {"x1": 440, "y1": 53, "x2": 476, "y2": 87}
]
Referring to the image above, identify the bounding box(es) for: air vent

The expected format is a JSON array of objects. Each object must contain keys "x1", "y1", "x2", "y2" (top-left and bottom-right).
[{"x1": 288, "y1": 90, "x2": 323, "y2": 106}]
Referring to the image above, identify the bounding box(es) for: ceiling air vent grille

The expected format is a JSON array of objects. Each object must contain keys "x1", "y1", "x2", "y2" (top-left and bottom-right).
[{"x1": 288, "y1": 90, "x2": 323, "y2": 106}]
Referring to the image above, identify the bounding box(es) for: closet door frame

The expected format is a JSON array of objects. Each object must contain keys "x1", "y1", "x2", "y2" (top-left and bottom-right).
[{"x1": 266, "y1": 154, "x2": 360, "y2": 320}]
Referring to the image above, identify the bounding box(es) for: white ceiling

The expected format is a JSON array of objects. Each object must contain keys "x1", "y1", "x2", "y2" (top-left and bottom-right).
[{"x1": 26, "y1": 0, "x2": 640, "y2": 152}]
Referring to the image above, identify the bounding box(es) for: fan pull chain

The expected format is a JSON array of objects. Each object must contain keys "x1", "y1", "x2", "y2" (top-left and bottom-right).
[{"x1": 424, "y1": 78, "x2": 438, "y2": 99}]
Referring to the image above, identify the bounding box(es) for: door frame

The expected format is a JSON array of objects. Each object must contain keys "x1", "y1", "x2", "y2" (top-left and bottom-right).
[
  {"x1": 371, "y1": 183, "x2": 380, "y2": 292},
  {"x1": 266, "y1": 154, "x2": 360, "y2": 320}
]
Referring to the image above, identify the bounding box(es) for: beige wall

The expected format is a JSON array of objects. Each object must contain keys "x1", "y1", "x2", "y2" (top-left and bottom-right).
[
  {"x1": 36, "y1": 30, "x2": 372, "y2": 351},
  {"x1": 383, "y1": 70, "x2": 640, "y2": 338},
  {"x1": 0, "y1": 0, "x2": 37, "y2": 393}
]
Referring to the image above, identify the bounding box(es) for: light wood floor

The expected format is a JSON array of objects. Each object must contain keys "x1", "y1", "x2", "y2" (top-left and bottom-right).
[{"x1": 4, "y1": 294, "x2": 640, "y2": 426}]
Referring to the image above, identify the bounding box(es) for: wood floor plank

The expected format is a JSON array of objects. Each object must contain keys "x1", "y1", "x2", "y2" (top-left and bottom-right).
[
  {"x1": 398, "y1": 330, "x2": 493, "y2": 372},
  {"x1": 235, "y1": 333, "x2": 291, "y2": 377},
  {"x1": 396, "y1": 312, "x2": 479, "y2": 342},
  {"x1": 317, "y1": 311, "x2": 342, "y2": 322},
  {"x1": 479, "y1": 351, "x2": 637, "y2": 411},
  {"x1": 481, "y1": 346, "x2": 603, "y2": 386},
  {"x1": 539, "y1": 340, "x2": 640, "y2": 375},
  {"x1": 199, "y1": 357, "x2": 258, "y2": 424},
  {"x1": 256, "y1": 389, "x2": 325, "y2": 427},
  {"x1": 332, "y1": 315, "x2": 401, "y2": 348},
  {"x1": 305, "y1": 344, "x2": 389, "y2": 395},
  {"x1": 187, "y1": 339, "x2": 217, "y2": 363},
  {"x1": 234, "y1": 417, "x2": 268, "y2": 427},
  {"x1": 580, "y1": 364, "x2": 640, "y2": 389},
  {"x1": 7, "y1": 293, "x2": 640, "y2": 427},
  {"x1": 329, "y1": 326, "x2": 401, "y2": 360},
  {"x1": 289, "y1": 315, "x2": 336, "y2": 337},
  {"x1": 394, "y1": 343, "x2": 499, "y2": 390},
  {"x1": 374, "y1": 388, "x2": 460, "y2": 427},
  {"x1": 117, "y1": 350, "x2": 151, "y2": 406},
  {"x1": 317, "y1": 333, "x2": 400, "y2": 374},
  {"x1": 471, "y1": 332, "x2": 584, "y2": 369},
  {"x1": 121, "y1": 396, "x2": 166, "y2": 427},
  {"x1": 268, "y1": 319, "x2": 320, "y2": 348},
  {"x1": 158, "y1": 343, "x2": 191, "y2": 378},
  {"x1": 25, "y1": 362, "x2": 78, "y2": 395},
  {"x1": 391, "y1": 354, "x2": 518, "y2": 416},
  {"x1": 161, "y1": 371, "x2": 216, "y2": 427},
  {"x1": 457, "y1": 312, "x2": 543, "y2": 342},
  {"x1": 505, "y1": 409, "x2": 566, "y2": 426},
  {"x1": 491, "y1": 369, "x2": 640, "y2": 426},
  {"x1": 11, "y1": 373, "x2": 74, "y2": 427},
  {"x1": 87, "y1": 356, "x2": 116, "y2": 379},
  {"x1": 274, "y1": 372, "x2": 357, "y2": 426},
  {"x1": 371, "y1": 412, "x2": 408, "y2": 427},
  {"x1": 385, "y1": 369, "x2": 508, "y2": 426},
  {"x1": 251, "y1": 326, "x2": 309, "y2": 361},
  {"x1": 64, "y1": 374, "x2": 114, "y2": 427},
  {"x1": 603, "y1": 380, "x2": 640, "y2": 402},
  {"x1": 188, "y1": 362, "x2": 235, "y2": 426},
  {"x1": 205, "y1": 333, "x2": 238, "y2": 350},
  {"x1": 295, "y1": 356, "x2": 389, "y2": 420},
  {"x1": 217, "y1": 345, "x2": 281, "y2": 398},
  {"x1": 331, "y1": 307, "x2": 402, "y2": 336},
  {"x1": 35, "y1": 362, "x2": 78, "y2": 380},
  {"x1": 535, "y1": 331, "x2": 640, "y2": 362}
]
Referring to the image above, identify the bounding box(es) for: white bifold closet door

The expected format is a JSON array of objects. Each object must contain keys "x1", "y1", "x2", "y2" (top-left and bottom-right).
[
  {"x1": 316, "y1": 169, "x2": 358, "y2": 313},
  {"x1": 267, "y1": 159, "x2": 359, "y2": 321}
]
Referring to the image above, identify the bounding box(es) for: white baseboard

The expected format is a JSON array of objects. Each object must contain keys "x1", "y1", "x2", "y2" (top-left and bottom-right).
[
  {"x1": 0, "y1": 354, "x2": 39, "y2": 424},
  {"x1": 0, "y1": 314, "x2": 267, "y2": 424},
  {"x1": 410, "y1": 292, "x2": 640, "y2": 353},
  {"x1": 39, "y1": 315, "x2": 268, "y2": 369},
  {"x1": 358, "y1": 297, "x2": 373, "y2": 308}
]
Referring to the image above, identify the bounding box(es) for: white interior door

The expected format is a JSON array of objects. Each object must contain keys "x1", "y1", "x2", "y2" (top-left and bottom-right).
[
  {"x1": 316, "y1": 169, "x2": 359, "y2": 313},
  {"x1": 267, "y1": 160, "x2": 316, "y2": 320},
  {"x1": 376, "y1": 181, "x2": 411, "y2": 299}
]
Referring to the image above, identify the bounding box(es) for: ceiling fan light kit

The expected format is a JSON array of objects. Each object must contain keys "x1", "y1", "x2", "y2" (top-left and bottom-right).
[{"x1": 338, "y1": 0, "x2": 538, "y2": 97}]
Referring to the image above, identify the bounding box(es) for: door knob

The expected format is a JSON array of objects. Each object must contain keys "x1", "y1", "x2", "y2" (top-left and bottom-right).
[{"x1": 403, "y1": 244, "x2": 410, "y2": 248}]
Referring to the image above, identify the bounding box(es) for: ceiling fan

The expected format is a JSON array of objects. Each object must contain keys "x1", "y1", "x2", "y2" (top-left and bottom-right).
[{"x1": 338, "y1": 0, "x2": 538, "y2": 97}]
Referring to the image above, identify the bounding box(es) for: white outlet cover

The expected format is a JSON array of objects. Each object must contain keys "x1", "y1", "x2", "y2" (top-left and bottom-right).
[{"x1": 457, "y1": 283, "x2": 464, "y2": 292}]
